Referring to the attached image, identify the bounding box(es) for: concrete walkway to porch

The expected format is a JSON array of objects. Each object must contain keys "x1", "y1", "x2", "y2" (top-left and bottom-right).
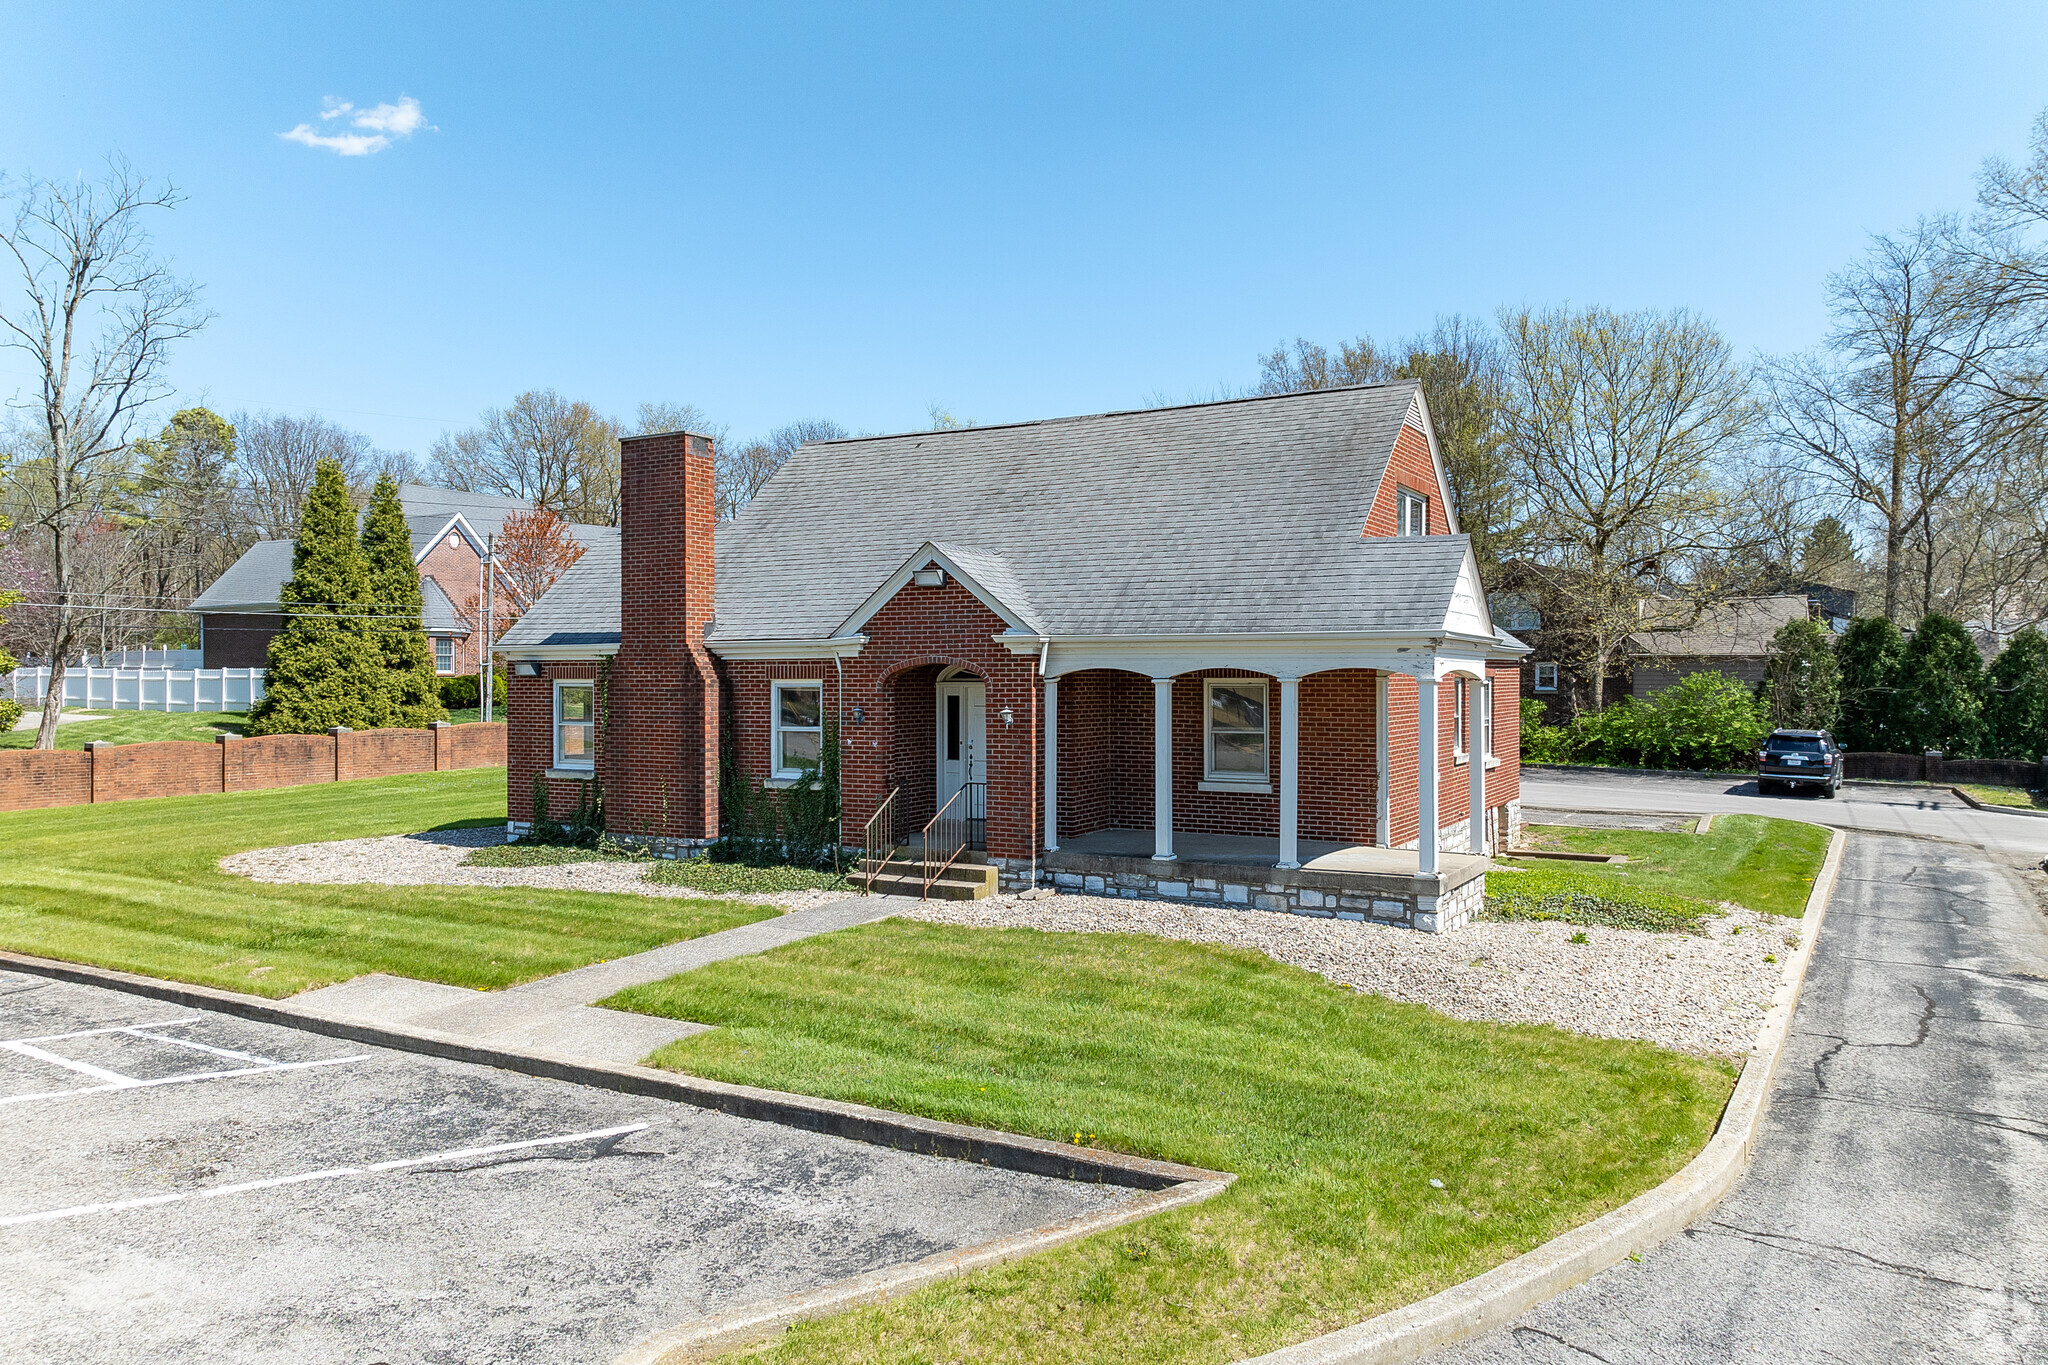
[
  {"x1": 282, "y1": 894, "x2": 890, "y2": 1065},
  {"x1": 1055, "y1": 827, "x2": 1489, "y2": 880}
]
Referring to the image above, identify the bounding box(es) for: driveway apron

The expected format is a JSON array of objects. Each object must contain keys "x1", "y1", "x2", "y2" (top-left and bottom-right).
[{"x1": 1430, "y1": 832, "x2": 2048, "y2": 1363}]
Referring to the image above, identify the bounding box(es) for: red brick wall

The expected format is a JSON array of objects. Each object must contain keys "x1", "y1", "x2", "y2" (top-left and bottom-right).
[
  {"x1": 201, "y1": 613, "x2": 285, "y2": 669},
  {"x1": 611, "y1": 431, "x2": 720, "y2": 841},
  {"x1": 507, "y1": 663, "x2": 602, "y2": 825},
  {"x1": 0, "y1": 750, "x2": 93, "y2": 811},
  {"x1": 1383, "y1": 666, "x2": 1520, "y2": 849},
  {"x1": 415, "y1": 532, "x2": 487, "y2": 674},
  {"x1": 0, "y1": 724, "x2": 505, "y2": 811},
  {"x1": 1361, "y1": 423, "x2": 1452, "y2": 537}
]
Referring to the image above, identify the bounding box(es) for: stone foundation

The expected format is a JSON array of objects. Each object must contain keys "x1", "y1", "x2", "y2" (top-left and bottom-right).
[
  {"x1": 1002, "y1": 851, "x2": 1490, "y2": 934},
  {"x1": 503, "y1": 820, "x2": 711, "y2": 861}
]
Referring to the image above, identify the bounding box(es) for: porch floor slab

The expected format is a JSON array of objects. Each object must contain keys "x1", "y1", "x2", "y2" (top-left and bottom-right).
[{"x1": 1046, "y1": 828, "x2": 1488, "y2": 897}]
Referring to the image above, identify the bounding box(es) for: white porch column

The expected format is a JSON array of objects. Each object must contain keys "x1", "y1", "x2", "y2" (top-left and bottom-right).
[
  {"x1": 1416, "y1": 676, "x2": 1439, "y2": 876},
  {"x1": 1468, "y1": 675, "x2": 1487, "y2": 856},
  {"x1": 1043, "y1": 678, "x2": 1059, "y2": 852},
  {"x1": 1277, "y1": 676, "x2": 1300, "y2": 869},
  {"x1": 1152, "y1": 676, "x2": 1176, "y2": 861}
]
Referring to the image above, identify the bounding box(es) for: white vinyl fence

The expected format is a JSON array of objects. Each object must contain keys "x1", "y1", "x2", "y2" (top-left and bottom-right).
[
  {"x1": 4, "y1": 666, "x2": 266, "y2": 713},
  {"x1": 83, "y1": 648, "x2": 204, "y2": 669}
]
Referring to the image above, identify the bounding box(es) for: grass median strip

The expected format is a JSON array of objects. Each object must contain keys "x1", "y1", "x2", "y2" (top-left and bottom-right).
[
  {"x1": 0, "y1": 769, "x2": 774, "y2": 996},
  {"x1": 645, "y1": 858, "x2": 852, "y2": 896},
  {"x1": 1958, "y1": 782, "x2": 2048, "y2": 811},
  {"x1": 606, "y1": 919, "x2": 1733, "y2": 1365}
]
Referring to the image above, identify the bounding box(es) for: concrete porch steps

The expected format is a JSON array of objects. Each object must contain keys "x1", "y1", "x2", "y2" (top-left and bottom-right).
[{"x1": 847, "y1": 851, "x2": 998, "y2": 901}]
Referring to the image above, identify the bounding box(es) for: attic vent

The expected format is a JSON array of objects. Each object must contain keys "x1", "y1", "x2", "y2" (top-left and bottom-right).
[{"x1": 912, "y1": 566, "x2": 946, "y2": 588}]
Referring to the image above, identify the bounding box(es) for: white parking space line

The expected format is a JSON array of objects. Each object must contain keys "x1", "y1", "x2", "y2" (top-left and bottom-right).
[
  {"x1": 0, "y1": 1053, "x2": 373, "y2": 1107},
  {"x1": 2, "y1": 1041, "x2": 139, "y2": 1087},
  {"x1": 0, "y1": 1122, "x2": 653, "y2": 1228},
  {"x1": 124, "y1": 1028, "x2": 277, "y2": 1067},
  {"x1": 2, "y1": 1017, "x2": 204, "y2": 1046}
]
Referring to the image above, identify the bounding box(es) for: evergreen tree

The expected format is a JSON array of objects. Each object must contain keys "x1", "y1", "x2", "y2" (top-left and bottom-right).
[
  {"x1": 1834, "y1": 615, "x2": 1905, "y2": 752},
  {"x1": 247, "y1": 459, "x2": 386, "y2": 735},
  {"x1": 1985, "y1": 627, "x2": 2048, "y2": 762},
  {"x1": 1763, "y1": 616, "x2": 1841, "y2": 731},
  {"x1": 360, "y1": 474, "x2": 446, "y2": 727},
  {"x1": 1889, "y1": 612, "x2": 1986, "y2": 757}
]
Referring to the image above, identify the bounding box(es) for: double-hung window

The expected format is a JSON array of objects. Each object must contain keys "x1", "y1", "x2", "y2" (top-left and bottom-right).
[
  {"x1": 1453, "y1": 678, "x2": 1497, "y2": 761},
  {"x1": 553, "y1": 680, "x2": 595, "y2": 771},
  {"x1": 1204, "y1": 678, "x2": 1268, "y2": 784},
  {"x1": 434, "y1": 637, "x2": 455, "y2": 675},
  {"x1": 1398, "y1": 488, "x2": 1429, "y2": 536},
  {"x1": 772, "y1": 681, "x2": 823, "y2": 778},
  {"x1": 1533, "y1": 662, "x2": 1558, "y2": 693},
  {"x1": 1453, "y1": 679, "x2": 1468, "y2": 758}
]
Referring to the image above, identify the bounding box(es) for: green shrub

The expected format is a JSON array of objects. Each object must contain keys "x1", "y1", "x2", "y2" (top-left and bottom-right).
[
  {"x1": 1520, "y1": 697, "x2": 1572, "y2": 763},
  {"x1": 1834, "y1": 615, "x2": 1905, "y2": 752},
  {"x1": 646, "y1": 857, "x2": 850, "y2": 895},
  {"x1": 1551, "y1": 672, "x2": 1766, "y2": 771},
  {"x1": 248, "y1": 459, "x2": 388, "y2": 735},
  {"x1": 438, "y1": 672, "x2": 507, "y2": 711},
  {"x1": 0, "y1": 697, "x2": 21, "y2": 732},
  {"x1": 1985, "y1": 627, "x2": 2048, "y2": 762},
  {"x1": 1890, "y1": 612, "x2": 1985, "y2": 757},
  {"x1": 1763, "y1": 616, "x2": 1840, "y2": 731}
]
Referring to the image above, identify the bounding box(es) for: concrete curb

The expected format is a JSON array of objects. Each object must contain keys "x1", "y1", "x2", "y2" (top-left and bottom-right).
[
  {"x1": 615, "y1": 1177, "x2": 1235, "y2": 1364},
  {"x1": 1235, "y1": 821, "x2": 1848, "y2": 1365},
  {"x1": 0, "y1": 950, "x2": 1223, "y2": 1193},
  {"x1": 1950, "y1": 786, "x2": 2048, "y2": 819}
]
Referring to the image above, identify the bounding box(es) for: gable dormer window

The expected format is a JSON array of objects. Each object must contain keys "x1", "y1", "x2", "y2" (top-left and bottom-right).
[{"x1": 1398, "y1": 488, "x2": 1429, "y2": 536}]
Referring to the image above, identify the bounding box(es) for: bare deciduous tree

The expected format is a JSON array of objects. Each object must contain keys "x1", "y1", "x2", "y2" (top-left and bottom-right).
[
  {"x1": 0, "y1": 161, "x2": 209, "y2": 748},
  {"x1": 1498, "y1": 304, "x2": 1758, "y2": 708},
  {"x1": 1766, "y1": 221, "x2": 2028, "y2": 620},
  {"x1": 718, "y1": 418, "x2": 846, "y2": 521},
  {"x1": 431, "y1": 390, "x2": 623, "y2": 525}
]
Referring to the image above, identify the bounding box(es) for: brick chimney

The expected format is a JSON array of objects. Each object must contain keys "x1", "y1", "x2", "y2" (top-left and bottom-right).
[{"x1": 610, "y1": 429, "x2": 719, "y2": 842}]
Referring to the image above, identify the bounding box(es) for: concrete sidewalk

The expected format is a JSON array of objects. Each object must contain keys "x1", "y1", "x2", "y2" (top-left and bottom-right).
[{"x1": 282, "y1": 894, "x2": 900, "y2": 1064}]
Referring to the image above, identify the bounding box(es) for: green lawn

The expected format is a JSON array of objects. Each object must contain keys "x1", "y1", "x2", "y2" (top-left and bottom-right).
[
  {"x1": 1959, "y1": 782, "x2": 2048, "y2": 811},
  {"x1": 1, "y1": 706, "x2": 492, "y2": 750},
  {"x1": 1, "y1": 708, "x2": 251, "y2": 749},
  {"x1": 1500, "y1": 815, "x2": 1829, "y2": 919},
  {"x1": 0, "y1": 768, "x2": 775, "y2": 996},
  {"x1": 607, "y1": 921, "x2": 1733, "y2": 1365}
]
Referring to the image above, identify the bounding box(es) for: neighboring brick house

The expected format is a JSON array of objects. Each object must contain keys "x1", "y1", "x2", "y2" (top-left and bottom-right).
[
  {"x1": 190, "y1": 486, "x2": 613, "y2": 676},
  {"x1": 499, "y1": 383, "x2": 1529, "y2": 933}
]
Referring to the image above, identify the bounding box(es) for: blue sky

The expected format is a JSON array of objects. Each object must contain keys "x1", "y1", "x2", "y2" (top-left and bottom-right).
[{"x1": 4, "y1": 2, "x2": 2047, "y2": 454}]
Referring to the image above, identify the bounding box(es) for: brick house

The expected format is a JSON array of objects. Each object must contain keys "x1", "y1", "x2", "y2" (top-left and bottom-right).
[
  {"x1": 499, "y1": 383, "x2": 1529, "y2": 932},
  {"x1": 190, "y1": 486, "x2": 614, "y2": 676}
]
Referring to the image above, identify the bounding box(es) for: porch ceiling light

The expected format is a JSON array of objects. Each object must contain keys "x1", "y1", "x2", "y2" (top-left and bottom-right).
[{"x1": 912, "y1": 566, "x2": 946, "y2": 587}]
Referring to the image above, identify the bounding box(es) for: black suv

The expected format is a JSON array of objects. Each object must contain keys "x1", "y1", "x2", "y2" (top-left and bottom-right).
[{"x1": 1757, "y1": 729, "x2": 1842, "y2": 797}]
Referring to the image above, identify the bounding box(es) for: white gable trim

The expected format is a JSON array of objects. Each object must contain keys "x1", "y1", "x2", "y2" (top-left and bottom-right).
[
  {"x1": 1445, "y1": 542, "x2": 1492, "y2": 639},
  {"x1": 414, "y1": 513, "x2": 485, "y2": 564},
  {"x1": 833, "y1": 542, "x2": 1038, "y2": 638},
  {"x1": 1399, "y1": 391, "x2": 1462, "y2": 536}
]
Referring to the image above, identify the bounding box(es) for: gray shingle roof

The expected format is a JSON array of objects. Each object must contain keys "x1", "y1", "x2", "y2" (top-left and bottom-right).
[
  {"x1": 498, "y1": 530, "x2": 621, "y2": 648},
  {"x1": 1627, "y1": 596, "x2": 1808, "y2": 658},
  {"x1": 421, "y1": 577, "x2": 467, "y2": 635},
  {"x1": 189, "y1": 539, "x2": 296, "y2": 611},
  {"x1": 193, "y1": 485, "x2": 610, "y2": 614},
  {"x1": 505, "y1": 383, "x2": 1487, "y2": 647}
]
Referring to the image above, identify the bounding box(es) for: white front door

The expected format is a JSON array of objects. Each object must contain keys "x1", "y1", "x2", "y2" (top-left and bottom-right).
[{"x1": 936, "y1": 678, "x2": 986, "y2": 814}]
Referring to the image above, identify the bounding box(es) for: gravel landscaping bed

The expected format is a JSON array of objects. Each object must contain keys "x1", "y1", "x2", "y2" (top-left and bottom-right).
[
  {"x1": 220, "y1": 828, "x2": 852, "y2": 913},
  {"x1": 897, "y1": 891, "x2": 1795, "y2": 1059}
]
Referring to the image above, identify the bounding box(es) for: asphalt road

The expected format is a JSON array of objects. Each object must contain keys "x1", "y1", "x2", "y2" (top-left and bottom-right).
[
  {"x1": 0, "y1": 973, "x2": 1128, "y2": 1365},
  {"x1": 1522, "y1": 767, "x2": 2048, "y2": 864},
  {"x1": 1432, "y1": 803, "x2": 2048, "y2": 1360}
]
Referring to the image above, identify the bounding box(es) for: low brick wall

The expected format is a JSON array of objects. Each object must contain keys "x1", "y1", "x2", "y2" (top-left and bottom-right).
[{"x1": 0, "y1": 722, "x2": 506, "y2": 812}]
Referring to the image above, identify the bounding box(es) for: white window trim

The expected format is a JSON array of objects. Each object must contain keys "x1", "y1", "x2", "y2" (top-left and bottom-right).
[
  {"x1": 771, "y1": 679, "x2": 824, "y2": 781},
  {"x1": 1453, "y1": 678, "x2": 1468, "y2": 760},
  {"x1": 1533, "y1": 662, "x2": 1558, "y2": 693},
  {"x1": 433, "y1": 636, "x2": 456, "y2": 675},
  {"x1": 552, "y1": 678, "x2": 596, "y2": 772},
  {"x1": 1398, "y1": 487, "x2": 1429, "y2": 537},
  {"x1": 1203, "y1": 676, "x2": 1270, "y2": 787}
]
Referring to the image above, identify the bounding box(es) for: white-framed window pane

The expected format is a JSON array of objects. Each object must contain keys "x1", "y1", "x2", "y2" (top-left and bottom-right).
[
  {"x1": 434, "y1": 637, "x2": 454, "y2": 674},
  {"x1": 556, "y1": 683, "x2": 595, "y2": 768},
  {"x1": 779, "y1": 728, "x2": 821, "y2": 770},
  {"x1": 1208, "y1": 682, "x2": 1264, "y2": 732},
  {"x1": 779, "y1": 686, "x2": 821, "y2": 729},
  {"x1": 1212, "y1": 730, "x2": 1265, "y2": 773},
  {"x1": 1534, "y1": 662, "x2": 1558, "y2": 693},
  {"x1": 1205, "y1": 679, "x2": 1268, "y2": 779},
  {"x1": 1483, "y1": 680, "x2": 1495, "y2": 756}
]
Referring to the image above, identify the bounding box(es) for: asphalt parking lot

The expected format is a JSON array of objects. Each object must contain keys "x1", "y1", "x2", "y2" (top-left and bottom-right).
[{"x1": 0, "y1": 971, "x2": 1131, "y2": 1364}]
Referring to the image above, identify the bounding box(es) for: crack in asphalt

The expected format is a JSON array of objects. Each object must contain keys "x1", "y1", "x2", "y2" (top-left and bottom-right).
[
  {"x1": 1832, "y1": 954, "x2": 2046, "y2": 986},
  {"x1": 1508, "y1": 1326, "x2": 1615, "y2": 1361},
  {"x1": 1810, "y1": 986, "x2": 1936, "y2": 1090},
  {"x1": 1693, "y1": 1222, "x2": 2024, "y2": 1299},
  {"x1": 1773, "y1": 1088, "x2": 2048, "y2": 1141}
]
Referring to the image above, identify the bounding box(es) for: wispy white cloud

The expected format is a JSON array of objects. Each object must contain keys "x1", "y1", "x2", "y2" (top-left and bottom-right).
[{"x1": 281, "y1": 96, "x2": 432, "y2": 156}]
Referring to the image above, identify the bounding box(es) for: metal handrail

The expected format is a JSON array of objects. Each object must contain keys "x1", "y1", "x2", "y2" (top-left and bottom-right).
[
  {"x1": 861, "y1": 788, "x2": 899, "y2": 896},
  {"x1": 921, "y1": 785, "x2": 969, "y2": 899}
]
